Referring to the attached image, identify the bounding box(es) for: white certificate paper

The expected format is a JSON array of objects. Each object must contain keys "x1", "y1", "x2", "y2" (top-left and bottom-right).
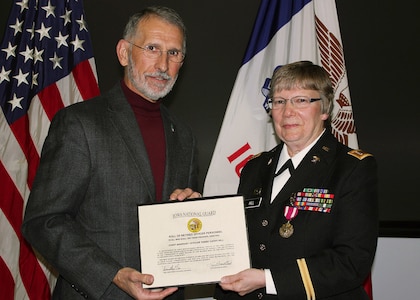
[{"x1": 138, "y1": 195, "x2": 251, "y2": 288}]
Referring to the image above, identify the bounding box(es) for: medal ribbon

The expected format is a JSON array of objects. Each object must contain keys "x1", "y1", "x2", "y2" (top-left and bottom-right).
[
  {"x1": 293, "y1": 188, "x2": 334, "y2": 213},
  {"x1": 284, "y1": 206, "x2": 298, "y2": 221}
]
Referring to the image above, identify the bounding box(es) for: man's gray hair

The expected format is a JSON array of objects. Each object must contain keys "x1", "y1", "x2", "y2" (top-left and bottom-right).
[{"x1": 123, "y1": 6, "x2": 187, "y2": 53}]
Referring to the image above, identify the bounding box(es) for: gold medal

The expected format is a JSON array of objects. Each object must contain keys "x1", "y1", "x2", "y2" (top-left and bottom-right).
[
  {"x1": 279, "y1": 221, "x2": 294, "y2": 238},
  {"x1": 280, "y1": 204, "x2": 298, "y2": 238}
]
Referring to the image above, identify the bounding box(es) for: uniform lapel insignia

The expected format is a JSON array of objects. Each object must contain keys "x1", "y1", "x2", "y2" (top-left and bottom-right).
[{"x1": 311, "y1": 155, "x2": 320, "y2": 163}]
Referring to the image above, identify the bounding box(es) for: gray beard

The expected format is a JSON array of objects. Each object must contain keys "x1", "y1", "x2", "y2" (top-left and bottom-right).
[{"x1": 127, "y1": 55, "x2": 177, "y2": 101}]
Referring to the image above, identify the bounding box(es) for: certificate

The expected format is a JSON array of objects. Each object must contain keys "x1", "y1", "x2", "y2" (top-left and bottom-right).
[{"x1": 137, "y1": 195, "x2": 251, "y2": 288}]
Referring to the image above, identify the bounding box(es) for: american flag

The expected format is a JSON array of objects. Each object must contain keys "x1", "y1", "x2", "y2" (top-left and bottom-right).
[{"x1": 0, "y1": 0, "x2": 100, "y2": 298}]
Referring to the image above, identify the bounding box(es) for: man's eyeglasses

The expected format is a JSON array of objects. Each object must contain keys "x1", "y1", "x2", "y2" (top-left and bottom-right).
[
  {"x1": 267, "y1": 96, "x2": 321, "y2": 110},
  {"x1": 126, "y1": 41, "x2": 185, "y2": 63}
]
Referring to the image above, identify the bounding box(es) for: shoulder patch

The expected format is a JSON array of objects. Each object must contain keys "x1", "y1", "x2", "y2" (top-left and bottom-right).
[{"x1": 347, "y1": 149, "x2": 373, "y2": 160}]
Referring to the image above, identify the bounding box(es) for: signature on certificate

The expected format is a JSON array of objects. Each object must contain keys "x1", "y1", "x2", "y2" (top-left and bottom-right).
[
  {"x1": 163, "y1": 264, "x2": 181, "y2": 272},
  {"x1": 210, "y1": 260, "x2": 233, "y2": 268}
]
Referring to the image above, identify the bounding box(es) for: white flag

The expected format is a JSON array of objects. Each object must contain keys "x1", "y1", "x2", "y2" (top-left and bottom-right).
[{"x1": 204, "y1": 0, "x2": 358, "y2": 197}]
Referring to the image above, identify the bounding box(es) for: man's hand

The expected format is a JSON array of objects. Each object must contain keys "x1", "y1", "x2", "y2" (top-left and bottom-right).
[
  {"x1": 169, "y1": 188, "x2": 202, "y2": 201},
  {"x1": 113, "y1": 267, "x2": 178, "y2": 300},
  {"x1": 219, "y1": 268, "x2": 266, "y2": 296}
]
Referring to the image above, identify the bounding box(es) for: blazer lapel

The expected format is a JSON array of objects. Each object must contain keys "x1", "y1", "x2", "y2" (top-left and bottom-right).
[
  {"x1": 105, "y1": 84, "x2": 155, "y2": 201},
  {"x1": 160, "y1": 106, "x2": 179, "y2": 200}
]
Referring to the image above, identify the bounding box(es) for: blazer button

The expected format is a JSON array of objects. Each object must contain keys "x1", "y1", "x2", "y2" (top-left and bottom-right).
[
  {"x1": 259, "y1": 243, "x2": 266, "y2": 251},
  {"x1": 261, "y1": 219, "x2": 268, "y2": 226}
]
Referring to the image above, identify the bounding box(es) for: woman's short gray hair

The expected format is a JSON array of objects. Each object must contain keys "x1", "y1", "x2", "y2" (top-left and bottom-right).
[{"x1": 269, "y1": 61, "x2": 334, "y2": 125}]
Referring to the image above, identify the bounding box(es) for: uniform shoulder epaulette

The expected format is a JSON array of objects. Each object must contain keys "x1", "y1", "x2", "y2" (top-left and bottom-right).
[{"x1": 347, "y1": 149, "x2": 373, "y2": 160}]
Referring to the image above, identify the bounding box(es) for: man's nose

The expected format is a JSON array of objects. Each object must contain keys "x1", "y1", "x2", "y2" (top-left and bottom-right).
[{"x1": 154, "y1": 52, "x2": 169, "y2": 72}]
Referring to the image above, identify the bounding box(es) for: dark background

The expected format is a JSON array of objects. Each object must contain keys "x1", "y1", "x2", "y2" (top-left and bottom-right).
[{"x1": 1, "y1": 0, "x2": 419, "y2": 234}]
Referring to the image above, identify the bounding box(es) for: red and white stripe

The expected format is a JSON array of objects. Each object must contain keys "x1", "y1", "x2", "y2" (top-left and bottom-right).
[{"x1": 0, "y1": 58, "x2": 99, "y2": 299}]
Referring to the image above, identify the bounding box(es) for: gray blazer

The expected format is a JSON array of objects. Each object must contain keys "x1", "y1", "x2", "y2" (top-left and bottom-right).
[{"x1": 22, "y1": 83, "x2": 198, "y2": 299}]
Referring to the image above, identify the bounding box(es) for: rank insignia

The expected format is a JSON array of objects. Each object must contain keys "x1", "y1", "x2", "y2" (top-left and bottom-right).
[{"x1": 348, "y1": 149, "x2": 373, "y2": 160}]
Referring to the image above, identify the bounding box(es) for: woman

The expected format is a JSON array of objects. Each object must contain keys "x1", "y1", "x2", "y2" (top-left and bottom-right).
[{"x1": 215, "y1": 61, "x2": 378, "y2": 300}]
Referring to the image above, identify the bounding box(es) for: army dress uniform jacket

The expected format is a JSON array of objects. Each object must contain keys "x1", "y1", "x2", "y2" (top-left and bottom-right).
[
  {"x1": 21, "y1": 83, "x2": 198, "y2": 299},
  {"x1": 215, "y1": 131, "x2": 378, "y2": 300}
]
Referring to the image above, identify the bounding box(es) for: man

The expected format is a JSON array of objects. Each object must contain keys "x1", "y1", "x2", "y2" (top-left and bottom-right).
[
  {"x1": 215, "y1": 61, "x2": 378, "y2": 299},
  {"x1": 22, "y1": 6, "x2": 200, "y2": 300}
]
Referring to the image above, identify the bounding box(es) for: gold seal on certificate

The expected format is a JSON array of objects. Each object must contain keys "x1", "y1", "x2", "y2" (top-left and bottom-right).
[
  {"x1": 137, "y1": 195, "x2": 251, "y2": 288},
  {"x1": 187, "y1": 218, "x2": 202, "y2": 232}
]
